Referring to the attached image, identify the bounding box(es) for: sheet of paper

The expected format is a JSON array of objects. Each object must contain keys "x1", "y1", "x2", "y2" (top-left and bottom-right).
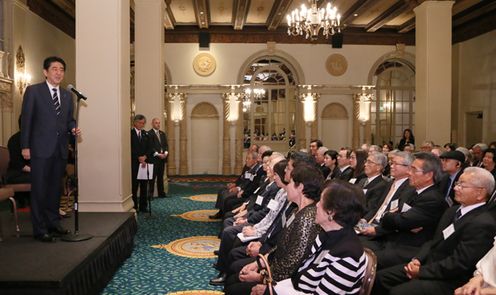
[{"x1": 137, "y1": 163, "x2": 154, "y2": 180}]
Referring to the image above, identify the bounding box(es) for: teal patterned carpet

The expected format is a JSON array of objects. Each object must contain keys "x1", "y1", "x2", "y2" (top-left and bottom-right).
[{"x1": 102, "y1": 182, "x2": 226, "y2": 295}]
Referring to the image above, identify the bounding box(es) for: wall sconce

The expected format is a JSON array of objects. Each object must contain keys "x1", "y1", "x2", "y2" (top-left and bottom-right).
[
  {"x1": 15, "y1": 45, "x2": 31, "y2": 94},
  {"x1": 357, "y1": 86, "x2": 374, "y2": 123},
  {"x1": 301, "y1": 87, "x2": 318, "y2": 124},
  {"x1": 224, "y1": 86, "x2": 241, "y2": 122},
  {"x1": 169, "y1": 86, "x2": 185, "y2": 123}
]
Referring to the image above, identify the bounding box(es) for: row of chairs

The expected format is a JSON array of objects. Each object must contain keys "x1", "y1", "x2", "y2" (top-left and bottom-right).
[{"x1": 0, "y1": 146, "x2": 31, "y2": 240}]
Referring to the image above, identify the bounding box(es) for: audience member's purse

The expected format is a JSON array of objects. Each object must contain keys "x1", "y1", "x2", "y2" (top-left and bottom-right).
[{"x1": 256, "y1": 254, "x2": 275, "y2": 295}]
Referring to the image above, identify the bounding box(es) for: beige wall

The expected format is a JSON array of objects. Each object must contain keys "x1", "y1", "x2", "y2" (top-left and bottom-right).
[
  {"x1": 6, "y1": 1, "x2": 74, "y2": 141},
  {"x1": 453, "y1": 30, "x2": 496, "y2": 146}
]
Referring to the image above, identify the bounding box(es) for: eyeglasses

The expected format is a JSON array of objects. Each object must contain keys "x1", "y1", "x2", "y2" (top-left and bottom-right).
[
  {"x1": 410, "y1": 166, "x2": 425, "y2": 174},
  {"x1": 390, "y1": 161, "x2": 409, "y2": 167},
  {"x1": 454, "y1": 182, "x2": 483, "y2": 190},
  {"x1": 365, "y1": 159, "x2": 379, "y2": 165}
]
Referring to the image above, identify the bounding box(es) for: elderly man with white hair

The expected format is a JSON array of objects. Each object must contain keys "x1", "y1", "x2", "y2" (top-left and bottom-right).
[
  {"x1": 315, "y1": 146, "x2": 330, "y2": 178},
  {"x1": 373, "y1": 167, "x2": 496, "y2": 295}
]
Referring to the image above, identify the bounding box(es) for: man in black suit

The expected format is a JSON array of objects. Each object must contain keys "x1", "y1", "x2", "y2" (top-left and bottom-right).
[
  {"x1": 373, "y1": 167, "x2": 496, "y2": 295},
  {"x1": 335, "y1": 148, "x2": 354, "y2": 181},
  {"x1": 20, "y1": 56, "x2": 79, "y2": 242},
  {"x1": 148, "y1": 117, "x2": 168, "y2": 198},
  {"x1": 358, "y1": 152, "x2": 389, "y2": 215},
  {"x1": 438, "y1": 150, "x2": 465, "y2": 207},
  {"x1": 360, "y1": 152, "x2": 447, "y2": 269},
  {"x1": 131, "y1": 114, "x2": 150, "y2": 212}
]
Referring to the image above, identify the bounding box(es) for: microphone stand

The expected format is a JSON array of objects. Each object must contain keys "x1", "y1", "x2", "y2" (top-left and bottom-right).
[{"x1": 62, "y1": 92, "x2": 93, "y2": 242}]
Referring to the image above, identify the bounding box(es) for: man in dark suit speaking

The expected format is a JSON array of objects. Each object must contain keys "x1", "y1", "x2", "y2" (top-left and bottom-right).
[{"x1": 21, "y1": 56, "x2": 80, "y2": 242}]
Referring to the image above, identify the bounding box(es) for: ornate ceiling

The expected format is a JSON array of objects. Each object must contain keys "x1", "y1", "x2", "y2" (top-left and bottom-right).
[{"x1": 27, "y1": 0, "x2": 496, "y2": 45}]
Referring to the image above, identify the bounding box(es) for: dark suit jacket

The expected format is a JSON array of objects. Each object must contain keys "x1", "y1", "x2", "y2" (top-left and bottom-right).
[
  {"x1": 363, "y1": 178, "x2": 415, "y2": 222},
  {"x1": 319, "y1": 163, "x2": 331, "y2": 179},
  {"x1": 358, "y1": 175, "x2": 390, "y2": 215},
  {"x1": 239, "y1": 163, "x2": 266, "y2": 199},
  {"x1": 380, "y1": 185, "x2": 448, "y2": 247},
  {"x1": 21, "y1": 82, "x2": 75, "y2": 159},
  {"x1": 415, "y1": 204, "x2": 496, "y2": 285},
  {"x1": 148, "y1": 128, "x2": 168, "y2": 163},
  {"x1": 131, "y1": 128, "x2": 150, "y2": 164},
  {"x1": 437, "y1": 169, "x2": 463, "y2": 205},
  {"x1": 247, "y1": 182, "x2": 281, "y2": 224},
  {"x1": 335, "y1": 166, "x2": 354, "y2": 182}
]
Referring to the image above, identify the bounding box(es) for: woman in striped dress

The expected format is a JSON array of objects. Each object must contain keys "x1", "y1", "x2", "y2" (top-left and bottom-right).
[{"x1": 253, "y1": 180, "x2": 367, "y2": 295}]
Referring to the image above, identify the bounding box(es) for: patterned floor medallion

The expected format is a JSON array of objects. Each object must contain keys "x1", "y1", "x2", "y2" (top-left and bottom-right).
[
  {"x1": 183, "y1": 194, "x2": 217, "y2": 202},
  {"x1": 172, "y1": 209, "x2": 221, "y2": 222},
  {"x1": 153, "y1": 236, "x2": 220, "y2": 258},
  {"x1": 168, "y1": 291, "x2": 223, "y2": 295}
]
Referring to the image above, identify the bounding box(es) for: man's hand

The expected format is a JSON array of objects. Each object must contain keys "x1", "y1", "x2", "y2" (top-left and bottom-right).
[
  {"x1": 404, "y1": 258, "x2": 421, "y2": 279},
  {"x1": 237, "y1": 190, "x2": 244, "y2": 198},
  {"x1": 250, "y1": 284, "x2": 267, "y2": 295},
  {"x1": 71, "y1": 127, "x2": 81, "y2": 136},
  {"x1": 22, "y1": 148, "x2": 30, "y2": 160},
  {"x1": 242, "y1": 226, "x2": 256, "y2": 237},
  {"x1": 361, "y1": 226, "x2": 377, "y2": 236},
  {"x1": 22, "y1": 165, "x2": 31, "y2": 172},
  {"x1": 239, "y1": 269, "x2": 261, "y2": 283},
  {"x1": 246, "y1": 241, "x2": 262, "y2": 257},
  {"x1": 234, "y1": 217, "x2": 247, "y2": 226}
]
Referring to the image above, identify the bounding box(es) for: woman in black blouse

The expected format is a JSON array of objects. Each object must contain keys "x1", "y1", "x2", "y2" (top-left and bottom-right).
[
  {"x1": 253, "y1": 180, "x2": 367, "y2": 295},
  {"x1": 397, "y1": 128, "x2": 415, "y2": 151}
]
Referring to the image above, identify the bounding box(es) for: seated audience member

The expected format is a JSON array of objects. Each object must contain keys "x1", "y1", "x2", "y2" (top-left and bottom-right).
[
  {"x1": 455, "y1": 235, "x2": 496, "y2": 295},
  {"x1": 360, "y1": 152, "x2": 447, "y2": 269},
  {"x1": 323, "y1": 149, "x2": 339, "y2": 180},
  {"x1": 403, "y1": 143, "x2": 415, "y2": 153},
  {"x1": 253, "y1": 180, "x2": 367, "y2": 295},
  {"x1": 369, "y1": 144, "x2": 382, "y2": 154},
  {"x1": 315, "y1": 146, "x2": 330, "y2": 178},
  {"x1": 438, "y1": 150, "x2": 465, "y2": 207},
  {"x1": 6, "y1": 117, "x2": 30, "y2": 184},
  {"x1": 349, "y1": 149, "x2": 367, "y2": 184},
  {"x1": 223, "y1": 164, "x2": 323, "y2": 294},
  {"x1": 309, "y1": 139, "x2": 323, "y2": 159},
  {"x1": 373, "y1": 167, "x2": 496, "y2": 295},
  {"x1": 472, "y1": 143, "x2": 488, "y2": 167},
  {"x1": 210, "y1": 157, "x2": 287, "y2": 285},
  {"x1": 444, "y1": 143, "x2": 457, "y2": 152},
  {"x1": 420, "y1": 140, "x2": 434, "y2": 152},
  {"x1": 457, "y1": 146, "x2": 473, "y2": 167},
  {"x1": 211, "y1": 151, "x2": 265, "y2": 219},
  {"x1": 490, "y1": 141, "x2": 496, "y2": 149},
  {"x1": 482, "y1": 148, "x2": 496, "y2": 180},
  {"x1": 398, "y1": 128, "x2": 415, "y2": 151},
  {"x1": 359, "y1": 152, "x2": 389, "y2": 215},
  {"x1": 335, "y1": 148, "x2": 354, "y2": 182},
  {"x1": 430, "y1": 145, "x2": 443, "y2": 157},
  {"x1": 383, "y1": 143, "x2": 392, "y2": 155}
]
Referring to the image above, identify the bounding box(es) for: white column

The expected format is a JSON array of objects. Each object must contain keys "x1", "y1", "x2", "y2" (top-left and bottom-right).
[
  {"x1": 414, "y1": 1, "x2": 454, "y2": 145},
  {"x1": 134, "y1": 0, "x2": 165, "y2": 124},
  {"x1": 76, "y1": 0, "x2": 132, "y2": 211}
]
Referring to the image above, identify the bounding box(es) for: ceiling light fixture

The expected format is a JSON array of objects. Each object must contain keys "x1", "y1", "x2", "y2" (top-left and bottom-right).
[{"x1": 286, "y1": 0, "x2": 342, "y2": 41}]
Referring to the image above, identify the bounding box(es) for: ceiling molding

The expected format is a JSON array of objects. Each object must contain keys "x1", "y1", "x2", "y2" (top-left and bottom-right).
[
  {"x1": 398, "y1": 18, "x2": 415, "y2": 34},
  {"x1": 50, "y1": 0, "x2": 74, "y2": 18},
  {"x1": 233, "y1": 0, "x2": 250, "y2": 30},
  {"x1": 453, "y1": 7, "x2": 496, "y2": 44},
  {"x1": 341, "y1": 0, "x2": 377, "y2": 26},
  {"x1": 266, "y1": 0, "x2": 292, "y2": 31},
  {"x1": 164, "y1": 26, "x2": 415, "y2": 45},
  {"x1": 453, "y1": 0, "x2": 496, "y2": 28},
  {"x1": 27, "y1": 0, "x2": 75, "y2": 38},
  {"x1": 164, "y1": 0, "x2": 175, "y2": 29},
  {"x1": 194, "y1": 0, "x2": 209, "y2": 29},
  {"x1": 365, "y1": 0, "x2": 415, "y2": 33}
]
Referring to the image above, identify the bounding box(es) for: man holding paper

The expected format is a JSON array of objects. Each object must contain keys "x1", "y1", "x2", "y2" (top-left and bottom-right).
[{"x1": 131, "y1": 114, "x2": 151, "y2": 212}]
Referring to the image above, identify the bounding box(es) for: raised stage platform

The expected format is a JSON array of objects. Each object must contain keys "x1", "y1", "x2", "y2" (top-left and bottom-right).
[{"x1": 0, "y1": 211, "x2": 137, "y2": 295}]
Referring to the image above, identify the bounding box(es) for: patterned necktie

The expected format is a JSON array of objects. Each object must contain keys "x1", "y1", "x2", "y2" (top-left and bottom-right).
[
  {"x1": 453, "y1": 208, "x2": 462, "y2": 223},
  {"x1": 52, "y1": 88, "x2": 61, "y2": 115}
]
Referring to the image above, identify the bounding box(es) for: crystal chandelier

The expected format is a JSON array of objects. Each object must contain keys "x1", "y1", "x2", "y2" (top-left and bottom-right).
[
  {"x1": 286, "y1": 0, "x2": 342, "y2": 41},
  {"x1": 243, "y1": 87, "x2": 265, "y2": 112}
]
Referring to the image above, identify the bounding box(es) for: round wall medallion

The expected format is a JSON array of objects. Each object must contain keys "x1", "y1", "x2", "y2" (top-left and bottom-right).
[
  {"x1": 325, "y1": 53, "x2": 348, "y2": 76},
  {"x1": 193, "y1": 53, "x2": 216, "y2": 76}
]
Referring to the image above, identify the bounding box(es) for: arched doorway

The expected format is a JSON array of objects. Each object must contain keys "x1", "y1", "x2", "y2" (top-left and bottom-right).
[
  {"x1": 321, "y1": 103, "x2": 349, "y2": 150},
  {"x1": 190, "y1": 102, "x2": 219, "y2": 174}
]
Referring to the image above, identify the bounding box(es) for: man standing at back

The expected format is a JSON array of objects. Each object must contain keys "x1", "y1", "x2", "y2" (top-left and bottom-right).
[
  {"x1": 148, "y1": 118, "x2": 168, "y2": 198},
  {"x1": 21, "y1": 56, "x2": 79, "y2": 242},
  {"x1": 131, "y1": 114, "x2": 150, "y2": 212}
]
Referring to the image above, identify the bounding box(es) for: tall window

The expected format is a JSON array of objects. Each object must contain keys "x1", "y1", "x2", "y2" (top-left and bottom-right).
[
  {"x1": 242, "y1": 57, "x2": 297, "y2": 146},
  {"x1": 370, "y1": 59, "x2": 415, "y2": 147}
]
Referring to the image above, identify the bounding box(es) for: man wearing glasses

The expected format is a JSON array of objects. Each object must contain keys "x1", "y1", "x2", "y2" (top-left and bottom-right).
[
  {"x1": 373, "y1": 167, "x2": 496, "y2": 295},
  {"x1": 360, "y1": 152, "x2": 447, "y2": 269}
]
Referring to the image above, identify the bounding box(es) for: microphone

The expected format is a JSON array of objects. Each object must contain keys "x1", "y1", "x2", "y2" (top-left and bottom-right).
[{"x1": 67, "y1": 84, "x2": 88, "y2": 100}]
